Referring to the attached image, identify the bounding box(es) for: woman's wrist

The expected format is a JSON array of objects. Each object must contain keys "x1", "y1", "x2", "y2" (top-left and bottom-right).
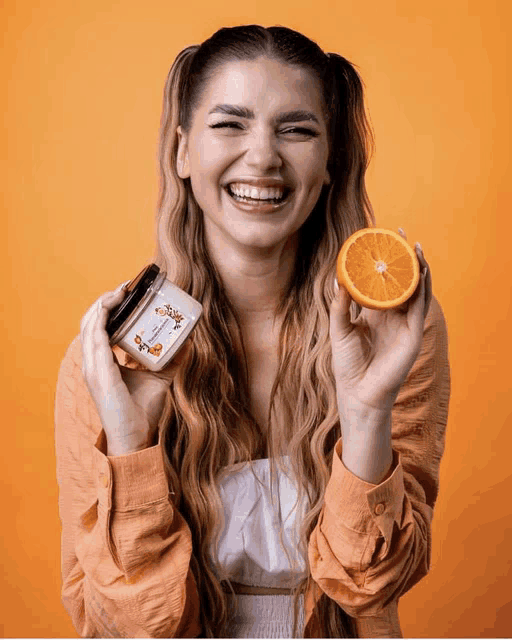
[
  {"x1": 338, "y1": 400, "x2": 394, "y2": 484},
  {"x1": 106, "y1": 429, "x2": 151, "y2": 456},
  {"x1": 107, "y1": 440, "x2": 150, "y2": 456}
]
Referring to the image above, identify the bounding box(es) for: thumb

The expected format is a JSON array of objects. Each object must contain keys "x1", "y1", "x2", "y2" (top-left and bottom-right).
[{"x1": 330, "y1": 276, "x2": 353, "y2": 342}]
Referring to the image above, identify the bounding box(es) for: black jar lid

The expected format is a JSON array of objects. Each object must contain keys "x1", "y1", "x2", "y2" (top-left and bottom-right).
[{"x1": 106, "y1": 263, "x2": 161, "y2": 338}]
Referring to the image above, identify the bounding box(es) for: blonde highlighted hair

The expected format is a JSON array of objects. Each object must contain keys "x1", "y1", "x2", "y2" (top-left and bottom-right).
[{"x1": 151, "y1": 25, "x2": 375, "y2": 637}]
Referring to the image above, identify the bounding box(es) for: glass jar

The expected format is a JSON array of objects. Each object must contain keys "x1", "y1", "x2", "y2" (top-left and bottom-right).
[{"x1": 106, "y1": 264, "x2": 203, "y2": 372}]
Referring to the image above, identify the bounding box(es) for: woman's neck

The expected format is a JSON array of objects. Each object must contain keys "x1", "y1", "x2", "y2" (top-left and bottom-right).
[{"x1": 205, "y1": 226, "x2": 298, "y2": 330}]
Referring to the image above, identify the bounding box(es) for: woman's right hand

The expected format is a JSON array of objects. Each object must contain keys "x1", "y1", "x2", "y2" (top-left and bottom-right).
[{"x1": 80, "y1": 281, "x2": 192, "y2": 456}]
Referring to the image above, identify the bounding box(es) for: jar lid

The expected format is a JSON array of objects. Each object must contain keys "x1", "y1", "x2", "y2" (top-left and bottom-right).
[{"x1": 106, "y1": 263, "x2": 161, "y2": 338}]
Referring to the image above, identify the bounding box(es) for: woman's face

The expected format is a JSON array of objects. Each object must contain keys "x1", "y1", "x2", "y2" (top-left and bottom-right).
[{"x1": 176, "y1": 56, "x2": 330, "y2": 252}]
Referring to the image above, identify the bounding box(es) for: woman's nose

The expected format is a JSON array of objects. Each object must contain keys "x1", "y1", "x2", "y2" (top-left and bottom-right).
[{"x1": 243, "y1": 130, "x2": 283, "y2": 170}]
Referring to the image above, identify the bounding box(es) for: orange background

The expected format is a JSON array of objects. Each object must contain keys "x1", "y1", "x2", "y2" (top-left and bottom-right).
[{"x1": 2, "y1": 0, "x2": 511, "y2": 637}]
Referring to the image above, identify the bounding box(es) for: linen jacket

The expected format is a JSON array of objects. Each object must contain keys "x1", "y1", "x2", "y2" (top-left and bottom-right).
[{"x1": 54, "y1": 295, "x2": 451, "y2": 638}]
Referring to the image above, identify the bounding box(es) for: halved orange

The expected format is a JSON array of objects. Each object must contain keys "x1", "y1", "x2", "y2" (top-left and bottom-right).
[{"x1": 336, "y1": 228, "x2": 420, "y2": 310}]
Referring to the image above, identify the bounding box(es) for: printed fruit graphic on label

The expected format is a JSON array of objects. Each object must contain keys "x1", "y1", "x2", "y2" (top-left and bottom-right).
[
  {"x1": 336, "y1": 227, "x2": 420, "y2": 310},
  {"x1": 149, "y1": 343, "x2": 163, "y2": 356}
]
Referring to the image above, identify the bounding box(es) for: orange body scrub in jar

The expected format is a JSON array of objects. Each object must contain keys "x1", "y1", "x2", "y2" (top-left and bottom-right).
[{"x1": 106, "y1": 264, "x2": 203, "y2": 372}]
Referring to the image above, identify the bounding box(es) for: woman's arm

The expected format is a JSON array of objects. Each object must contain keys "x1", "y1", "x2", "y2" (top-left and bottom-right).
[
  {"x1": 55, "y1": 336, "x2": 201, "y2": 637},
  {"x1": 309, "y1": 295, "x2": 450, "y2": 617}
]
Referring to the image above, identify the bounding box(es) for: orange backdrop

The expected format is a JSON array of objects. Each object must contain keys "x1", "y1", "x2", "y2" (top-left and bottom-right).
[{"x1": 2, "y1": 0, "x2": 511, "y2": 637}]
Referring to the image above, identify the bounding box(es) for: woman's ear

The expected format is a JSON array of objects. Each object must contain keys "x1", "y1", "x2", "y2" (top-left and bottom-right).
[{"x1": 176, "y1": 125, "x2": 190, "y2": 179}]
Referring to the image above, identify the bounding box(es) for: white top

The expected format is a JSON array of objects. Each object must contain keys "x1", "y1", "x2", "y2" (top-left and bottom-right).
[{"x1": 208, "y1": 456, "x2": 310, "y2": 589}]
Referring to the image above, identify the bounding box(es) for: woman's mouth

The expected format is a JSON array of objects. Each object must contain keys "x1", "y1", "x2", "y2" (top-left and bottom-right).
[{"x1": 224, "y1": 182, "x2": 292, "y2": 208}]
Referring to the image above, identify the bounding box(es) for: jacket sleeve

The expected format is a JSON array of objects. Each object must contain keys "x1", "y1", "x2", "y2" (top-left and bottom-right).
[
  {"x1": 54, "y1": 336, "x2": 202, "y2": 638},
  {"x1": 308, "y1": 295, "x2": 451, "y2": 618}
]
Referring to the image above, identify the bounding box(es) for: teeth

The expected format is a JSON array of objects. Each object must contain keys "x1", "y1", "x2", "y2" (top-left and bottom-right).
[{"x1": 229, "y1": 182, "x2": 286, "y2": 200}]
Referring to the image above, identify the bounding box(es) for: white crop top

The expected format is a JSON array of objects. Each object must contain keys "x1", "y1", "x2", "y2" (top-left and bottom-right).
[{"x1": 208, "y1": 456, "x2": 310, "y2": 589}]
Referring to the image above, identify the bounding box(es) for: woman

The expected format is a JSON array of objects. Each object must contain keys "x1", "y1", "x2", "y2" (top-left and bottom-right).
[{"x1": 55, "y1": 24, "x2": 451, "y2": 638}]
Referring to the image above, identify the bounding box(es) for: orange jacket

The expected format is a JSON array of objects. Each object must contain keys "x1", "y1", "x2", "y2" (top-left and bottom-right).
[{"x1": 55, "y1": 295, "x2": 450, "y2": 638}]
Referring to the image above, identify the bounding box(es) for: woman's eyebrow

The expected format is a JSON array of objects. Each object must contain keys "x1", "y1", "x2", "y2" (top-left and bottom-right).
[{"x1": 208, "y1": 104, "x2": 320, "y2": 124}]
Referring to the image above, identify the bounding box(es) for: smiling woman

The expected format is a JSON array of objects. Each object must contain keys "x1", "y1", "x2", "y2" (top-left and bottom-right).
[
  {"x1": 175, "y1": 56, "x2": 331, "y2": 303},
  {"x1": 55, "y1": 24, "x2": 450, "y2": 639}
]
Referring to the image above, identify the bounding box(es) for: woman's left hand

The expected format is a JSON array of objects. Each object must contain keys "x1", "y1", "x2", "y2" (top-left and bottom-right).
[{"x1": 329, "y1": 228, "x2": 432, "y2": 417}]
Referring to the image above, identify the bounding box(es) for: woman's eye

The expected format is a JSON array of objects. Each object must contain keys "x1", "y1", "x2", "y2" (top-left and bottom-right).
[
  {"x1": 281, "y1": 127, "x2": 319, "y2": 137},
  {"x1": 209, "y1": 121, "x2": 243, "y2": 130}
]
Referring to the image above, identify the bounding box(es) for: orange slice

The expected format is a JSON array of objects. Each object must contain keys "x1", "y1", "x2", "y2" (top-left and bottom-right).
[{"x1": 336, "y1": 228, "x2": 420, "y2": 310}]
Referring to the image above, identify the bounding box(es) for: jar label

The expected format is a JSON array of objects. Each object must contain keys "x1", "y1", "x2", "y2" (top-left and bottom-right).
[{"x1": 126, "y1": 303, "x2": 190, "y2": 360}]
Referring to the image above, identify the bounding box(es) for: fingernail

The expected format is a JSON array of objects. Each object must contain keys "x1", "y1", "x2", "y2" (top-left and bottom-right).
[
  {"x1": 422, "y1": 266, "x2": 428, "y2": 277},
  {"x1": 415, "y1": 242, "x2": 423, "y2": 253},
  {"x1": 398, "y1": 227, "x2": 405, "y2": 235},
  {"x1": 334, "y1": 276, "x2": 340, "y2": 293}
]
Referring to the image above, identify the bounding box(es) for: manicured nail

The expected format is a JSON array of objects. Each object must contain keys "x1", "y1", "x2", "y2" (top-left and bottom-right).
[
  {"x1": 334, "y1": 276, "x2": 340, "y2": 292},
  {"x1": 422, "y1": 266, "x2": 428, "y2": 277},
  {"x1": 398, "y1": 227, "x2": 405, "y2": 235},
  {"x1": 415, "y1": 242, "x2": 423, "y2": 253}
]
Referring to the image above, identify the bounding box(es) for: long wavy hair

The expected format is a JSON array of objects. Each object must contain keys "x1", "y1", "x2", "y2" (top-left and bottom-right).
[{"x1": 151, "y1": 24, "x2": 375, "y2": 638}]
